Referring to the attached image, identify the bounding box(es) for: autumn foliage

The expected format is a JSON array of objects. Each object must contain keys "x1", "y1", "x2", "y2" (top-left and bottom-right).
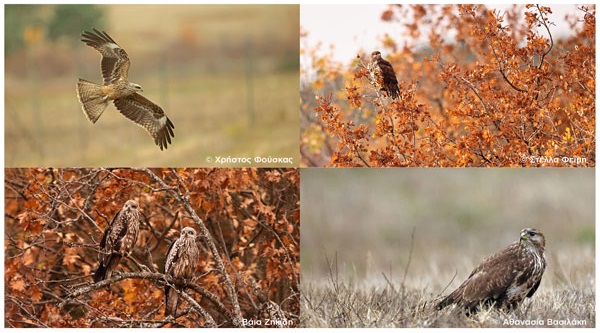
[
  {"x1": 4, "y1": 168, "x2": 299, "y2": 327},
  {"x1": 301, "y1": 4, "x2": 595, "y2": 167}
]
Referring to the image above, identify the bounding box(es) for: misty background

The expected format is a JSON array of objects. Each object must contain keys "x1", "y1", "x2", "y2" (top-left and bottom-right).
[{"x1": 301, "y1": 168, "x2": 594, "y2": 293}]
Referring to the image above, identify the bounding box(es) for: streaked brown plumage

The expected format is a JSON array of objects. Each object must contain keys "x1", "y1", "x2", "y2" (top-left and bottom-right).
[
  {"x1": 369, "y1": 51, "x2": 400, "y2": 99},
  {"x1": 437, "y1": 228, "x2": 546, "y2": 313},
  {"x1": 164, "y1": 227, "x2": 200, "y2": 317},
  {"x1": 94, "y1": 200, "x2": 141, "y2": 282},
  {"x1": 77, "y1": 28, "x2": 174, "y2": 150}
]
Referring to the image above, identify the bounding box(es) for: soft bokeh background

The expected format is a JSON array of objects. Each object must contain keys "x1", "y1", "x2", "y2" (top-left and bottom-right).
[
  {"x1": 5, "y1": 4, "x2": 299, "y2": 166},
  {"x1": 301, "y1": 168, "x2": 594, "y2": 293},
  {"x1": 301, "y1": 4, "x2": 582, "y2": 65}
]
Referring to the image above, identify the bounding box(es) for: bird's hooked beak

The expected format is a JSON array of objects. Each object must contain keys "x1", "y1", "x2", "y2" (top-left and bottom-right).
[
  {"x1": 182, "y1": 228, "x2": 196, "y2": 239},
  {"x1": 131, "y1": 83, "x2": 143, "y2": 92},
  {"x1": 520, "y1": 230, "x2": 528, "y2": 241}
]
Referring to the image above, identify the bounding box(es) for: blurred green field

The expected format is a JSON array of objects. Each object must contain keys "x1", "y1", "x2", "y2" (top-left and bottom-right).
[
  {"x1": 5, "y1": 5, "x2": 299, "y2": 167},
  {"x1": 300, "y1": 168, "x2": 594, "y2": 327}
]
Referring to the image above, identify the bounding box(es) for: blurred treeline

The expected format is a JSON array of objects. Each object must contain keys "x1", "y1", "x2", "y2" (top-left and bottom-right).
[{"x1": 6, "y1": 5, "x2": 104, "y2": 56}]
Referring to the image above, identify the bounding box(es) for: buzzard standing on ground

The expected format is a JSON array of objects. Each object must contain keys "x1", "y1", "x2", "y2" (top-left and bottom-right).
[
  {"x1": 436, "y1": 228, "x2": 546, "y2": 313},
  {"x1": 77, "y1": 28, "x2": 174, "y2": 150},
  {"x1": 368, "y1": 51, "x2": 400, "y2": 99},
  {"x1": 164, "y1": 227, "x2": 200, "y2": 317},
  {"x1": 94, "y1": 200, "x2": 141, "y2": 282}
]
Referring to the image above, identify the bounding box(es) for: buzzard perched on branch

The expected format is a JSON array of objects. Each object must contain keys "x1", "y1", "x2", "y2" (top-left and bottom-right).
[
  {"x1": 94, "y1": 200, "x2": 141, "y2": 282},
  {"x1": 77, "y1": 28, "x2": 174, "y2": 150},
  {"x1": 164, "y1": 227, "x2": 200, "y2": 317},
  {"x1": 368, "y1": 51, "x2": 400, "y2": 99},
  {"x1": 437, "y1": 228, "x2": 546, "y2": 313}
]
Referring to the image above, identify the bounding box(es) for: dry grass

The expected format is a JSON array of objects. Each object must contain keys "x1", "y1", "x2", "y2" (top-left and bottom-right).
[
  {"x1": 301, "y1": 243, "x2": 595, "y2": 328},
  {"x1": 301, "y1": 282, "x2": 594, "y2": 328},
  {"x1": 6, "y1": 72, "x2": 298, "y2": 166}
]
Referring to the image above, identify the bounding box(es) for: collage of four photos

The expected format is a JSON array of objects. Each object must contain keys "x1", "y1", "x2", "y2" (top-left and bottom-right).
[{"x1": 3, "y1": 3, "x2": 596, "y2": 329}]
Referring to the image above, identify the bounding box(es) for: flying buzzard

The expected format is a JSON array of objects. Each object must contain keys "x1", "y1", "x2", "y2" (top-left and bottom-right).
[
  {"x1": 368, "y1": 51, "x2": 400, "y2": 99},
  {"x1": 77, "y1": 28, "x2": 174, "y2": 150},
  {"x1": 437, "y1": 228, "x2": 546, "y2": 313},
  {"x1": 164, "y1": 227, "x2": 200, "y2": 317},
  {"x1": 94, "y1": 199, "x2": 141, "y2": 282}
]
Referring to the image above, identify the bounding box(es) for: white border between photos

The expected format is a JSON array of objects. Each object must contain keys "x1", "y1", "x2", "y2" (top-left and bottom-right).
[{"x1": 1, "y1": 0, "x2": 598, "y2": 332}]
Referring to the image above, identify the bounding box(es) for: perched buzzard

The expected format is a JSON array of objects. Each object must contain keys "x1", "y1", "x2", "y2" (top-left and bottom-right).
[
  {"x1": 368, "y1": 51, "x2": 400, "y2": 99},
  {"x1": 77, "y1": 28, "x2": 174, "y2": 150},
  {"x1": 164, "y1": 227, "x2": 200, "y2": 317},
  {"x1": 94, "y1": 200, "x2": 141, "y2": 282},
  {"x1": 437, "y1": 228, "x2": 546, "y2": 313}
]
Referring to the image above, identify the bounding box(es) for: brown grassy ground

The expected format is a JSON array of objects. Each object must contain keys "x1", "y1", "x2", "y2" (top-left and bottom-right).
[
  {"x1": 300, "y1": 168, "x2": 595, "y2": 328},
  {"x1": 5, "y1": 5, "x2": 299, "y2": 167},
  {"x1": 302, "y1": 283, "x2": 594, "y2": 328},
  {"x1": 301, "y1": 245, "x2": 595, "y2": 328}
]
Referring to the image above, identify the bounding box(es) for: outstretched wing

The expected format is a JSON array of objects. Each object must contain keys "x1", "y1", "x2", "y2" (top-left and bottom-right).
[
  {"x1": 113, "y1": 93, "x2": 175, "y2": 150},
  {"x1": 81, "y1": 28, "x2": 130, "y2": 85}
]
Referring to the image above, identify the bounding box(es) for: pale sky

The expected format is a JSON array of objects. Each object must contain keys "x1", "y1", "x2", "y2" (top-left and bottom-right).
[
  {"x1": 301, "y1": 4, "x2": 400, "y2": 63},
  {"x1": 301, "y1": 4, "x2": 585, "y2": 65}
]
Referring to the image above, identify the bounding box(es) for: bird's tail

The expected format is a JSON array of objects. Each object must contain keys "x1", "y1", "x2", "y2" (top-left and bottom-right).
[
  {"x1": 93, "y1": 260, "x2": 108, "y2": 283},
  {"x1": 93, "y1": 255, "x2": 119, "y2": 282},
  {"x1": 77, "y1": 79, "x2": 109, "y2": 123},
  {"x1": 387, "y1": 83, "x2": 401, "y2": 100},
  {"x1": 436, "y1": 294, "x2": 454, "y2": 310},
  {"x1": 164, "y1": 286, "x2": 179, "y2": 317}
]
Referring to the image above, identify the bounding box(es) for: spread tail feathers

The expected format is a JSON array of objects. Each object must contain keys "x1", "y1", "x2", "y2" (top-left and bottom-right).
[{"x1": 77, "y1": 79, "x2": 109, "y2": 123}]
